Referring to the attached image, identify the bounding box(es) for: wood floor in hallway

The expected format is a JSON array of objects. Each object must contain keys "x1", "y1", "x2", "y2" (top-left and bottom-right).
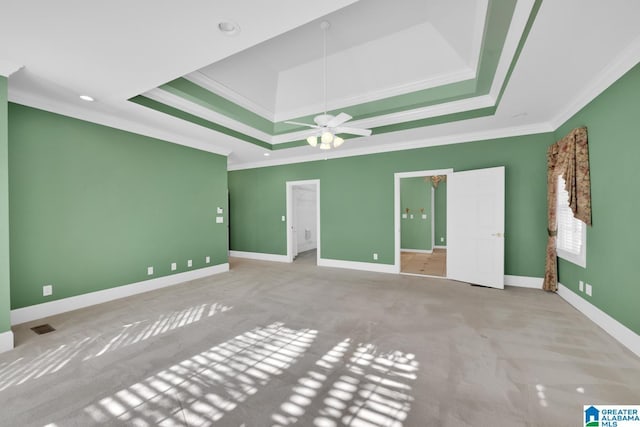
[{"x1": 401, "y1": 248, "x2": 446, "y2": 276}]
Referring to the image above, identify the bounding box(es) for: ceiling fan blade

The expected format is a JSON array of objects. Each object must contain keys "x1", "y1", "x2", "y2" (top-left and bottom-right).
[
  {"x1": 284, "y1": 121, "x2": 319, "y2": 129},
  {"x1": 326, "y1": 112, "x2": 352, "y2": 128},
  {"x1": 334, "y1": 126, "x2": 372, "y2": 137}
]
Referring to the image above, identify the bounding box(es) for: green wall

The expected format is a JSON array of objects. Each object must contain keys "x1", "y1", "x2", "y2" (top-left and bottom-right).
[
  {"x1": 554, "y1": 62, "x2": 640, "y2": 335},
  {"x1": 400, "y1": 177, "x2": 431, "y2": 251},
  {"x1": 8, "y1": 104, "x2": 228, "y2": 310},
  {"x1": 229, "y1": 132, "x2": 554, "y2": 275},
  {"x1": 0, "y1": 77, "x2": 10, "y2": 333},
  {"x1": 434, "y1": 180, "x2": 447, "y2": 246}
]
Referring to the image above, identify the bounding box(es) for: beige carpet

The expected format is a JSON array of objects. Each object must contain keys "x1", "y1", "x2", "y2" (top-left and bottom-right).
[
  {"x1": 401, "y1": 249, "x2": 446, "y2": 276},
  {"x1": 1, "y1": 256, "x2": 639, "y2": 426}
]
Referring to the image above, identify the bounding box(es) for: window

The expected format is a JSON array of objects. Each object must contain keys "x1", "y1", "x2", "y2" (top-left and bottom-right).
[{"x1": 556, "y1": 175, "x2": 587, "y2": 267}]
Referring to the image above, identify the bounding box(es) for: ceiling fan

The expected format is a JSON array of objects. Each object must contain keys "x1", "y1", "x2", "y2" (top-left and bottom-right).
[{"x1": 285, "y1": 21, "x2": 372, "y2": 150}]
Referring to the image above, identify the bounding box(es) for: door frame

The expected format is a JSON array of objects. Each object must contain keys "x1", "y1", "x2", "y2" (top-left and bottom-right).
[
  {"x1": 394, "y1": 168, "x2": 453, "y2": 274},
  {"x1": 286, "y1": 179, "x2": 320, "y2": 263}
]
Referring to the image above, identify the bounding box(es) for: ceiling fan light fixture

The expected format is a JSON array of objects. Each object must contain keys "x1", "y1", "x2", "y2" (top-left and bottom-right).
[
  {"x1": 307, "y1": 135, "x2": 318, "y2": 147},
  {"x1": 284, "y1": 21, "x2": 371, "y2": 151},
  {"x1": 321, "y1": 131, "x2": 334, "y2": 144}
]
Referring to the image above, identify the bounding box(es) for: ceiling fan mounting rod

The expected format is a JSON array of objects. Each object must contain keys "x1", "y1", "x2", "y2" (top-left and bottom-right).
[{"x1": 321, "y1": 21, "x2": 329, "y2": 117}]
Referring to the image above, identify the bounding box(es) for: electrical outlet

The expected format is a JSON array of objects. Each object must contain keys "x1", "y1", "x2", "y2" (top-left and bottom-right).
[
  {"x1": 440, "y1": 237, "x2": 444, "y2": 243},
  {"x1": 216, "y1": 216, "x2": 224, "y2": 224},
  {"x1": 410, "y1": 214, "x2": 414, "y2": 219},
  {"x1": 579, "y1": 280, "x2": 584, "y2": 292},
  {"x1": 187, "y1": 259, "x2": 193, "y2": 268},
  {"x1": 422, "y1": 214, "x2": 427, "y2": 219},
  {"x1": 147, "y1": 266, "x2": 154, "y2": 276},
  {"x1": 205, "y1": 256, "x2": 211, "y2": 263},
  {"x1": 373, "y1": 253, "x2": 378, "y2": 261},
  {"x1": 281, "y1": 215, "x2": 286, "y2": 222},
  {"x1": 43, "y1": 285, "x2": 53, "y2": 297},
  {"x1": 585, "y1": 283, "x2": 592, "y2": 296},
  {"x1": 171, "y1": 262, "x2": 177, "y2": 271}
]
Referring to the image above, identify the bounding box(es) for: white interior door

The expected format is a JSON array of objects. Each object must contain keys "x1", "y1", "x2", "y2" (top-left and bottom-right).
[{"x1": 447, "y1": 166, "x2": 505, "y2": 289}]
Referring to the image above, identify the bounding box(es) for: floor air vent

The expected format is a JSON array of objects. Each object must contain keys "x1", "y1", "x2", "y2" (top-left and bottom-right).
[{"x1": 31, "y1": 324, "x2": 56, "y2": 335}]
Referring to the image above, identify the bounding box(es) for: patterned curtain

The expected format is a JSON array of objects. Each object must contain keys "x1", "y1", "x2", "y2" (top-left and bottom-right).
[{"x1": 542, "y1": 127, "x2": 592, "y2": 291}]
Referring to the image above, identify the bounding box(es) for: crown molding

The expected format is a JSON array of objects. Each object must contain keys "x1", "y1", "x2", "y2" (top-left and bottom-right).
[
  {"x1": 468, "y1": 0, "x2": 489, "y2": 69},
  {"x1": 489, "y1": 0, "x2": 536, "y2": 101},
  {"x1": 187, "y1": 66, "x2": 476, "y2": 126},
  {"x1": 272, "y1": 68, "x2": 476, "y2": 123},
  {"x1": 150, "y1": 84, "x2": 497, "y2": 146},
  {"x1": 0, "y1": 61, "x2": 23, "y2": 77},
  {"x1": 271, "y1": 95, "x2": 495, "y2": 144},
  {"x1": 185, "y1": 71, "x2": 276, "y2": 122},
  {"x1": 229, "y1": 121, "x2": 554, "y2": 171},
  {"x1": 145, "y1": 88, "x2": 273, "y2": 142},
  {"x1": 550, "y1": 34, "x2": 640, "y2": 130},
  {"x1": 9, "y1": 89, "x2": 232, "y2": 156}
]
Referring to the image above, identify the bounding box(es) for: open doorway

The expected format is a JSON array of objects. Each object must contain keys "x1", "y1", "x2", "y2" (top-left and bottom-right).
[
  {"x1": 396, "y1": 170, "x2": 450, "y2": 277},
  {"x1": 286, "y1": 180, "x2": 320, "y2": 265}
]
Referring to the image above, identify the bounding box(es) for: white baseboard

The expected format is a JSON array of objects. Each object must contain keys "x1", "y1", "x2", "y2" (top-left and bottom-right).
[
  {"x1": 434, "y1": 245, "x2": 447, "y2": 249},
  {"x1": 10, "y1": 263, "x2": 230, "y2": 326},
  {"x1": 318, "y1": 258, "x2": 396, "y2": 274},
  {"x1": 400, "y1": 248, "x2": 433, "y2": 254},
  {"x1": 504, "y1": 275, "x2": 543, "y2": 289},
  {"x1": 557, "y1": 283, "x2": 640, "y2": 358},
  {"x1": 229, "y1": 250, "x2": 289, "y2": 263},
  {"x1": 0, "y1": 330, "x2": 14, "y2": 354}
]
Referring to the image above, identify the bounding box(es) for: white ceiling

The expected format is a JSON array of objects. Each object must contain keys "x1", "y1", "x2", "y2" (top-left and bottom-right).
[
  {"x1": 195, "y1": 0, "x2": 481, "y2": 121},
  {"x1": 2, "y1": 0, "x2": 640, "y2": 169}
]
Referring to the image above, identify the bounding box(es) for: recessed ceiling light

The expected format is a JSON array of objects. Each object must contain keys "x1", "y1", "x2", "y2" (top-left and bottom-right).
[
  {"x1": 264, "y1": 152, "x2": 270, "y2": 157},
  {"x1": 79, "y1": 95, "x2": 94, "y2": 102},
  {"x1": 218, "y1": 21, "x2": 240, "y2": 36}
]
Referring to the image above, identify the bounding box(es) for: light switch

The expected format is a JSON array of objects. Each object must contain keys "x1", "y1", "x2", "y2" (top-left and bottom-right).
[
  {"x1": 402, "y1": 214, "x2": 407, "y2": 219},
  {"x1": 410, "y1": 214, "x2": 414, "y2": 219},
  {"x1": 216, "y1": 216, "x2": 224, "y2": 223},
  {"x1": 422, "y1": 214, "x2": 427, "y2": 219}
]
